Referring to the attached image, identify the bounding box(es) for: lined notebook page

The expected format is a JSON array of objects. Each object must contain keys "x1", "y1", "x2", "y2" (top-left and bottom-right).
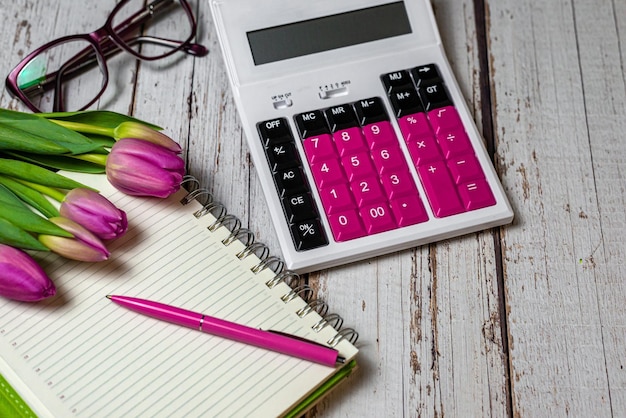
[{"x1": 0, "y1": 173, "x2": 357, "y2": 418}]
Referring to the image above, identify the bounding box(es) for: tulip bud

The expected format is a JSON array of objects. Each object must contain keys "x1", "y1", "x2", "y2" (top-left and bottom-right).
[
  {"x1": 60, "y1": 188, "x2": 128, "y2": 240},
  {"x1": 0, "y1": 244, "x2": 56, "y2": 302},
  {"x1": 39, "y1": 217, "x2": 110, "y2": 262},
  {"x1": 106, "y1": 138, "x2": 185, "y2": 199},
  {"x1": 114, "y1": 122, "x2": 182, "y2": 153}
]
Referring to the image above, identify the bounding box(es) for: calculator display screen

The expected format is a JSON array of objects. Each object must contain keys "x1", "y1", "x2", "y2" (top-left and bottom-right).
[{"x1": 246, "y1": 1, "x2": 412, "y2": 65}]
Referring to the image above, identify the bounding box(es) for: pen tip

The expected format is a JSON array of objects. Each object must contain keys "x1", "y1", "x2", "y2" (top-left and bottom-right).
[
  {"x1": 337, "y1": 356, "x2": 346, "y2": 364},
  {"x1": 105, "y1": 295, "x2": 112, "y2": 299}
]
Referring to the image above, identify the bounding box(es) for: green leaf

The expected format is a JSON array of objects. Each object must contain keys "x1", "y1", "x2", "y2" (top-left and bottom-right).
[
  {"x1": 0, "y1": 200, "x2": 72, "y2": 237},
  {"x1": 5, "y1": 151, "x2": 106, "y2": 174},
  {"x1": 0, "y1": 158, "x2": 91, "y2": 190},
  {"x1": 0, "y1": 122, "x2": 70, "y2": 154},
  {"x1": 0, "y1": 109, "x2": 103, "y2": 155},
  {"x1": 0, "y1": 218, "x2": 51, "y2": 252},
  {"x1": 0, "y1": 177, "x2": 59, "y2": 218},
  {"x1": 40, "y1": 110, "x2": 162, "y2": 131}
]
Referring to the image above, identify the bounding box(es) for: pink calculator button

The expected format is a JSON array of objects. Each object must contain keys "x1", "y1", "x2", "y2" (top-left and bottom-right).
[
  {"x1": 359, "y1": 203, "x2": 396, "y2": 234},
  {"x1": 380, "y1": 170, "x2": 417, "y2": 199},
  {"x1": 447, "y1": 154, "x2": 485, "y2": 184},
  {"x1": 363, "y1": 121, "x2": 397, "y2": 150},
  {"x1": 370, "y1": 145, "x2": 407, "y2": 174},
  {"x1": 310, "y1": 159, "x2": 346, "y2": 189},
  {"x1": 398, "y1": 113, "x2": 432, "y2": 141},
  {"x1": 319, "y1": 183, "x2": 356, "y2": 214},
  {"x1": 417, "y1": 161, "x2": 464, "y2": 217},
  {"x1": 350, "y1": 176, "x2": 385, "y2": 207},
  {"x1": 389, "y1": 194, "x2": 429, "y2": 227},
  {"x1": 341, "y1": 152, "x2": 376, "y2": 181},
  {"x1": 302, "y1": 134, "x2": 337, "y2": 163},
  {"x1": 406, "y1": 135, "x2": 442, "y2": 166},
  {"x1": 428, "y1": 106, "x2": 462, "y2": 135},
  {"x1": 328, "y1": 210, "x2": 367, "y2": 241},
  {"x1": 332, "y1": 127, "x2": 367, "y2": 156},
  {"x1": 458, "y1": 179, "x2": 496, "y2": 211},
  {"x1": 436, "y1": 128, "x2": 472, "y2": 159}
]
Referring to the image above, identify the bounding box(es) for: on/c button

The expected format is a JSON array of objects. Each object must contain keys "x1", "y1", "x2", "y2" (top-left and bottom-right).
[{"x1": 273, "y1": 98, "x2": 293, "y2": 109}]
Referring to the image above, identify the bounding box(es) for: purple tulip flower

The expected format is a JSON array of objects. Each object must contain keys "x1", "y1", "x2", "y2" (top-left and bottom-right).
[
  {"x1": 0, "y1": 244, "x2": 56, "y2": 302},
  {"x1": 60, "y1": 188, "x2": 128, "y2": 240},
  {"x1": 106, "y1": 138, "x2": 185, "y2": 198},
  {"x1": 114, "y1": 122, "x2": 182, "y2": 153},
  {"x1": 39, "y1": 217, "x2": 110, "y2": 262}
]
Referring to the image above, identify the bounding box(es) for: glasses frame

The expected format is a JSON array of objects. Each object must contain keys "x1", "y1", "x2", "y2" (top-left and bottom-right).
[{"x1": 5, "y1": 0, "x2": 206, "y2": 113}]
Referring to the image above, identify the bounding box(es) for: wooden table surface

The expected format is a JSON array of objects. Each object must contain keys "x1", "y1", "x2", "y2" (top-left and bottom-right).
[{"x1": 1, "y1": 0, "x2": 625, "y2": 416}]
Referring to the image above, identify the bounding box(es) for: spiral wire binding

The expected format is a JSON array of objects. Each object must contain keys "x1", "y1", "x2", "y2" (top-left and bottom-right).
[{"x1": 180, "y1": 177, "x2": 359, "y2": 348}]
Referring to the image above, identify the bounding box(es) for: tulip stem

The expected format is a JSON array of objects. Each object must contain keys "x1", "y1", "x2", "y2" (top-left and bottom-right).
[
  {"x1": 14, "y1": 179, "x2": 66, "y2": 202},
  {"x1": 48, "y1": 120, "x2": 113, "y2": 137},
  {"x1": 71, "y1": 153, "x2": 108, "y2": 166}
]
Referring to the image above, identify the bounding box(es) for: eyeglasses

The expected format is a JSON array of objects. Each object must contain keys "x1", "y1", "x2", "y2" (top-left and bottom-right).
[{"x1": 5, "y1": 0, "x2": 208, "y2": 113}]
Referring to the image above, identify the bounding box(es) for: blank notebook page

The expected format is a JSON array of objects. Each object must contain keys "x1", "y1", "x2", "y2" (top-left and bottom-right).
[{"x1": 0, "y1": 172, "x2": 358, "y2": 417}]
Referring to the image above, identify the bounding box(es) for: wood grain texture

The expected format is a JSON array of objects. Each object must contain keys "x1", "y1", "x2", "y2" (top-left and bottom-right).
[
  {"x1": 0, "y1": 0, "x2": 624, "y2": 417},
  {"x1": 488, "y1": 0, "x2": 626, "y2": 416}
]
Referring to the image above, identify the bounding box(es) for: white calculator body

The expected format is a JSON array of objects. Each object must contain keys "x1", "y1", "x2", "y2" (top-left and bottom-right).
[{"x1": 209, "y1": 0, "x2": 513, "y2": 273}]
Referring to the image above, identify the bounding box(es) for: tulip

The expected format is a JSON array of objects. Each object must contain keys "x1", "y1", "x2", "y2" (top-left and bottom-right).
[
  {"x1": 60, "y1": 188, "x2": 128, "y2": 240},
  {"x1": 106, "y1": 138, "x2": 185, "y2": 198},
  {"x1": 0, "y1": 244, "x2": 56, "y2": 302},
  {"x1": 114, "y1": 122, "x2": 182, "y2": 153},
  {"x1": 39, "y1": 217, "x2": 110, "y2": 262}
]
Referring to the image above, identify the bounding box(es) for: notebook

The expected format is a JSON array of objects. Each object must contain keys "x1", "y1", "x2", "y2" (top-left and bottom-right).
[{"x1": 0, "y1": 172, "x2": 359, "y2": 417}]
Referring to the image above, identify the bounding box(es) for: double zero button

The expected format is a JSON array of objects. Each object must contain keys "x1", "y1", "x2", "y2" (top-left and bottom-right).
[{"x1": 257, "y1": 118, "x2": 328, "y2": 251}]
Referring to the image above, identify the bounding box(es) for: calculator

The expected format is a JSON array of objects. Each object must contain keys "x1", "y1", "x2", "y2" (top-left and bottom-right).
[{"x1": 209, "y1": 0, "x2": 513, "y2": 273}]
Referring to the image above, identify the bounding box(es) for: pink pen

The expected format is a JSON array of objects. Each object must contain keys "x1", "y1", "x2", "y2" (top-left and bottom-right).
[{"x1": 106, "y1": 295, "x2": 344, "y2": 367}]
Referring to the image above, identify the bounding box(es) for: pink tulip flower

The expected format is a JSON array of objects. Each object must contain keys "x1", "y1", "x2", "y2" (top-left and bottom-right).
[
  {"x1": 114, "y1": 122, "x2": 182, "y2": 153},
  {"x1": 60, "y1": 188, "x2": 128, "y2": 240},
  {"x1": 39, "y1": 217, "x2": 110, "y2": 262},
  {"x1": 0, "y1": 244, "x2": 56, "y2": 302},
  {"x1": 106, "y1": 138, "x2": 185, "y2": 198}
]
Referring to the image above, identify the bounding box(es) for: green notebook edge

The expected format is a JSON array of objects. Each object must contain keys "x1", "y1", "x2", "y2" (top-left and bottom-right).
[
  {"x1": 0, "y1": 373, "x2": 37, "y2": 418},
  {"x1": 284, "y1": 359, "x2": 357, "y2": 418}
]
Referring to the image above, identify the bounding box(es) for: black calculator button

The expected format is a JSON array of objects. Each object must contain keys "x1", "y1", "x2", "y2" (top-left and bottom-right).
[
  {"x1": 294, "y1": 110, "x2": 330, "y2": 138},
  {"x1": 266, "y1": 142, "x2": 299, "y2": 171},
  {"x1": 417, "y1": 82, "x2": 452, "y2": 110},
  {"x1": 388, "y1": 87, "x2": 424, "y2": 117},
  {"x1": 274, "y1": 167, "x2": 307, "y2": 197},
  {"x1": 354, "y1": 97, "x2": 389, "y2": 125},
  {"x1": 411, "y1": 64, "x2": 442, "y2": 86},
  {"x1": 290, "y1": 218, "x2": 328, "y2": 251},
  {"x1": 381, "y1": 70, "x2": 412, "y2": 93},
  {"x1": 283, "y1": 192, "x2": 317, "y2": 223},
  {"x1": 324, "y1": 104, "x2": 358, "y2": 131},
  {"x1": 258, "y1": 118, "x2": 292, "y2": 146}
]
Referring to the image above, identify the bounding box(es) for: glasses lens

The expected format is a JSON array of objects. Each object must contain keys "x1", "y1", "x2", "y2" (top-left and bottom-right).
[
  {"x1": 110, "y1": 0, "x2": 194, "y2": 59},
  {"x1": 16, "y1": 39, "x2": 106, "y2": 113}
]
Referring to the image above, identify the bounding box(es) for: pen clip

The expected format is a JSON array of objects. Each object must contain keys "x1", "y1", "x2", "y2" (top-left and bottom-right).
[{"x1": 265, "y1": 330, "x2": 344, "y2": 364}]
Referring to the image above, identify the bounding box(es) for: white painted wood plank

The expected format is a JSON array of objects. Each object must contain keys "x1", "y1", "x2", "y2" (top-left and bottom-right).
[{"x1": 487, "y1": 0, "x2": 626, "y2": 415}]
